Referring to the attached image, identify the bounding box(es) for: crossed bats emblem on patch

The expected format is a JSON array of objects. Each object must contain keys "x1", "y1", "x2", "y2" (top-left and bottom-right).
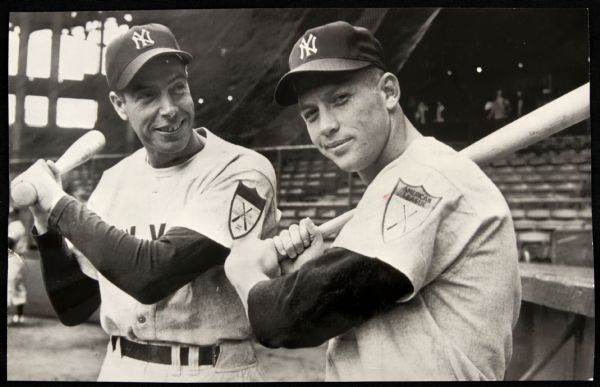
[
  {"x1": 229, "y1": 182, "x2": 266, "y2": 239},
  {"x1": 382, "y1": 178, "x2": 441, "y2": 242}
]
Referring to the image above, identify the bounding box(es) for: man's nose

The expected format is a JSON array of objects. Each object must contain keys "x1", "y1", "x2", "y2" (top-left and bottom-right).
[
  {"x1": 158, "y1": 93, "x2": 177, "y2": 118},
  {"x1": 319, "y1": 110, "x2": 339, "y2": 136}
]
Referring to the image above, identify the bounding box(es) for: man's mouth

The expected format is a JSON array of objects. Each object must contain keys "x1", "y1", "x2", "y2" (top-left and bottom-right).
[
  {"x1": 324, "y1": 138, "x2": 352, "y2": 150},
  {"x1": 155, "y1": 120, "x2": 183, "y2": 133}
]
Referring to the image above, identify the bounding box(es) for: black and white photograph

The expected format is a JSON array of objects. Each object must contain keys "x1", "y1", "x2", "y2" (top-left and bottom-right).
[{"x1": 6, "y1": 5, "x2": 593, "y2": 382}]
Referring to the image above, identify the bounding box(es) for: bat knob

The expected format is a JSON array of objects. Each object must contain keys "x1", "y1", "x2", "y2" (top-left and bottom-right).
[{"x1": 11, "y1": 180, "x2": 38, "y2": 208}]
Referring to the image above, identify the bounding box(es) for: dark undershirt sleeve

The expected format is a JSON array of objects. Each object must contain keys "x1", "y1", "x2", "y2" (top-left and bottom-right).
[
  {"x1": 48, "y1": 195, "x2": 230, "y2": 304},
  {"x1": 247, "y1": 247, "x2": 413, "y2": 349},
  {"x1": 33, "y1": 230, "x2": 101, "y2": 326}
]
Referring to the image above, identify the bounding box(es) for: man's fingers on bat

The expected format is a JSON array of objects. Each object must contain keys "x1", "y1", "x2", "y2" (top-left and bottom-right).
[
  {"x1": 273, "y1": 235, "x2": 287, "y2": 257},
  {"x1": 305, "y1": 217, "x2": 320, "y2": 238},
  {"x1": 279, "y1": 230, "x2": 297, "y2": 259},
  {"x1": 28, "y1": 160, "x2": 52, "y2": 181},
  {"x1": 46, "y1": 160, "x2": 60, "y2": 177},
  {"x1": 288, "y1": 223, "x2": 305, "y2": 255},
  {"x1": 299, "y1": 218, "x2": 311, "y2": 247}
]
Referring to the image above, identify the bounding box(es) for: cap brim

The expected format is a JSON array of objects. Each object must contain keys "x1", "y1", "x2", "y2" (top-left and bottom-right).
[
  {"x1": 115, "y1": 48, "x2": 193, "y2": 90},
  {"x1": 274, "y1": 58, "x2": 372, "y2": 106}
]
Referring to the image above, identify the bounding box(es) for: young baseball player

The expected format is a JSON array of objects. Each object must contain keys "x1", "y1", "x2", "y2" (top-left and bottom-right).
[
  {"x1": 223, "y1": 21, "x2": 522, "y2": 381},
  {"x1": 20, "y1": 23, "x2": 278, "y2": 382}
]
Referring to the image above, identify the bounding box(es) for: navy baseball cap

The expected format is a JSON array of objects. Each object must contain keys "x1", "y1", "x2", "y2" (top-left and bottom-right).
[
  {"x1": 274, "y1": 21, "x2": 386, "y2": 106},
  {"x1": 105, "y1": 23, "x2": 192, "y2": 91}
]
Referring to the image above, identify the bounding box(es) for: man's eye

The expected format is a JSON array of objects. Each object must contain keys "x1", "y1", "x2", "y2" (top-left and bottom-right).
[
  {"x1": 334, "y1": 94, "x2": 350, "y2": 105},
  {"x1": 173, "y1": 83, "x2": 187, "y2": 94},
  {"x1": 137, "y1": 91, "x2": 154, "y2": 101},
  {"x1": 303, "y1": 110, "x2": 318, "y2": 122}
]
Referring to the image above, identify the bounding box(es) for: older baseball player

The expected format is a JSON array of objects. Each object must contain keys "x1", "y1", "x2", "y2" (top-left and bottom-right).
[
  {"x1": 224, "y1": 21, "x2": 522, "y2": 381},
  {"x1": 21, "y1": 23, "x2": 278, "y2": 382}
]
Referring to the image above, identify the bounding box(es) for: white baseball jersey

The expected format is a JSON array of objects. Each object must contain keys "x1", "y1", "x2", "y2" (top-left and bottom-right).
[
  {"x1": 77, "y1": 128, "x2": 279, "y2": 346},
  {"x1": 7, "y1": 249, "x2": 27, "y2": 307},
  {"x1": 328, "y1": 136, "x2": 521, "y2": 380}
]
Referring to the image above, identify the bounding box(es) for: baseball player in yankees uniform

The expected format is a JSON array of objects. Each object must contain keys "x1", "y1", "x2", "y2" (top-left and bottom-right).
[
  {"x1": 224, "y1": 21, "x2": 522, "y2": 381},
  {"x1": 21, "y1": 24, "x2": 277, "y2": 382}
]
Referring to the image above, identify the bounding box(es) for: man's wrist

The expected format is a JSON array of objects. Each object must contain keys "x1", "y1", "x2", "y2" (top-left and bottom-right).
[
  {"x1": 47, "y1": 190, "x2": 66, "y2": 213},
  {"x1": 225, "y1": 258, "x2": 269, "y2": 311},
  {"x1": 225, "y1": 260, "x2": 268, "y2": 289}
]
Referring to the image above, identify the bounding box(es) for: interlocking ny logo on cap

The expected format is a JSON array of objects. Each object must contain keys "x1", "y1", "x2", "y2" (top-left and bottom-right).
[
  {"x1": 299, "y1": 33, "x2": 317, "y2": 60},
  {"x1": 131, "y1": 28, "x2": 155, "y2": 49}
]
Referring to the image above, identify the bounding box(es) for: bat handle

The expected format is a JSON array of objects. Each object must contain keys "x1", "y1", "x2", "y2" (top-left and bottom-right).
[
  {"x1": 316, "y1": 209, "x2": 355, "y2": 238},
  {"x1": 276, "y1": 209, "x2": 355, "y2": 261}
]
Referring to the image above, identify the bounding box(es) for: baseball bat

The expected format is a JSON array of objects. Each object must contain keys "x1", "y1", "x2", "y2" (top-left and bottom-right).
[
  {"x1": 314, "y1": 82, "x2": 590, "y2": 239},
  {"x1": 10, "y1": 130, "x2": 106, "y2": 208}
]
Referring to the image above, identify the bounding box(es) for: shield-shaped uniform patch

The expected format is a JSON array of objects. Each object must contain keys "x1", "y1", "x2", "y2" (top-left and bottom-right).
[
  {"x1": 229, "y1": 182, "x2": 267, "y2": 239},
  {"x1": 382, "y1": 178, "x2": 442, "y2": 242}
]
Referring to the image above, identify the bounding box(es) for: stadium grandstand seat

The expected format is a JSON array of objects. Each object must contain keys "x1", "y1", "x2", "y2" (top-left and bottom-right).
[
  {"x1": 551, "y1": 208, "x2": 578, "y2": 220},
  {"x1": 526, "y1": 208, "x2": 551, "y2": 220},
  {"x1": 557, "y1": 163, "x2": 578, "y2": 172},
  {"x1": 491, "y1": 165, "x2": 513, "y2": 174},
  {"x1": 521, "y1": 173, "x2": 543, "y2": 183},
  {"x1": 571, "y1": 151, "x2": 588, "y2": 164},
  {"x1": 529, "y1": 183, "x2": 554, "y2": 194},
  {"x1": 337, "y1": 186, "x2": 350, "y2": 195},
  {"x1": 508, "y1": 183, "x2": 532, "y2": 193},
  {"x1": 297, "y1": 208, "x2": 317, "y2": 218},
  {"x1": 555, "y1": 181, "x2": 583, "y2": 194},
  {"x1": 529, "y1": 154, "x2": 551, "y2": 166},
  {"x1": 510, "y1": 208, "x2": 525, "y2": 219},
  {"x1": 497, "y1": 173, "x2": 523, "y2": 183},
  {"x1": 535, "y1": 164, "x2": 555, "y2": 173},
  {"x1": 491, "y1": 158, "x2": 508, "y2": 167},
  {"x1": 507, "y1": 153, "x2": 527, "y2": 166}
]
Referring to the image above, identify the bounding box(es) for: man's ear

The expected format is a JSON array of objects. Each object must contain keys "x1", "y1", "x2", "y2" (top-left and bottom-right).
[
  {"x1": 379, "y1": 72, "x2": 401, "y2": 110},
  {"x1": 109, "y1": 91, "x2": 128, "y2": 121}
]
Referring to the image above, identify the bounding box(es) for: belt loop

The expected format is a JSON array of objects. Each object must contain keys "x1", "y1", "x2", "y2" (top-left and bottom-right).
[
  {"x1": 170, "y1": 344, "x2": 181, "y2": 376},
  {"x1": 189, "y1": 346, "x2": 200, "y2": 373}
]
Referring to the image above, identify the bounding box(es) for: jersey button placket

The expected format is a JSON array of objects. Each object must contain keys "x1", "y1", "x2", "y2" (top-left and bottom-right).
[{"x1": 137, "y1": 315, "x2": 146, "y2": 324}]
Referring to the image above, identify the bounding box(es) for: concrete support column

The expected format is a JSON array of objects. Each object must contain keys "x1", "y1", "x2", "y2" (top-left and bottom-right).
[
  {"x1": 47, "y1": 13, "x2": 62, "y2": 130},
  {"x1": 10, "y1": 14, "x2": 30, "y2": 158}
]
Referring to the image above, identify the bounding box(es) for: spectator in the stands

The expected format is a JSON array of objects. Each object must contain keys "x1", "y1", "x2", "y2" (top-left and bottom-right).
[
  {"x1": 435, "y1": 100, "x2": 446, "y2": 123},
  {"x1": 516, "y1": 90, "x2": 524, "y2": 117},
  {"x1": 415, "y1": 100, "x2": 429, "y2": 124},
  {"x1": 487, "y1": 89, "x2": 511, "y2": 120}
]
